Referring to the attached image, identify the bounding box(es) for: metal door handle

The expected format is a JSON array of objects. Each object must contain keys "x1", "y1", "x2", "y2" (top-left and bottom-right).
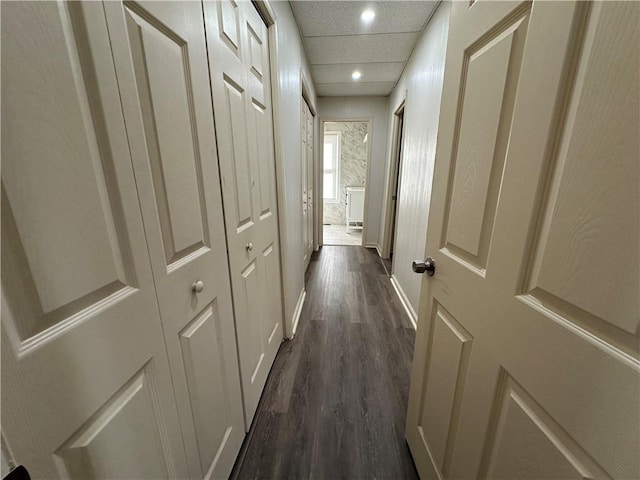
[
  {"x1": 412, "y1": 257, "x2": 435, "y2": 276},
  {"x1": 192, "y1": 280, "x2": 204, "y2": 293}
]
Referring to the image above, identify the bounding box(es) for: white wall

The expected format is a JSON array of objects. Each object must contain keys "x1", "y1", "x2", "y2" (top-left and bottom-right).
[
  {"x1": 384, "y1": 2, "x2": 451, "y2": 318},
  {"x1": 317, "y1": 96, "x2": 390, "y2": 248},
  {"x1": 271, "y1": 1, "x2": 317, "y2": 337}
]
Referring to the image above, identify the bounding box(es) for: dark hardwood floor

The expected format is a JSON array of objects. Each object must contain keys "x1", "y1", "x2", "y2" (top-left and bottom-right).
[
  {"x1": 381, "y1": 255, "x2": 393, "y2": 278},
  {"x1": 232, "y1": 246, "x2": 418, "y2": 480}
]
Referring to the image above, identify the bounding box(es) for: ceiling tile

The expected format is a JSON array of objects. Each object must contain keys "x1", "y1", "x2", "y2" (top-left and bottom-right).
[
  {"x1": 290, "y1": 1, "x2": 438, "y2": 37},
  {"x1": 311, "y1": 62, "x2": 405, "y2": 84},
  {"x1": 316, "y1": 82, "x2": 396, "y2": 97},
  {"x1": 305, "y1": 33, "x2": 418, "y2": 65}
]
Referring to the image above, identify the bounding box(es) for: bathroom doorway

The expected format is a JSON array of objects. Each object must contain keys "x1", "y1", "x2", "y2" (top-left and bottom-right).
[{"x1": 322, "y1": 121, "x2": 371, "y2": 246}]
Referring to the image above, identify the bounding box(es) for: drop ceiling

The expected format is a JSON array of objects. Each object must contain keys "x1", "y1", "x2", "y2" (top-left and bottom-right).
[{"x1": 290, "y1": 1, "x2": 439, "y2": 97}]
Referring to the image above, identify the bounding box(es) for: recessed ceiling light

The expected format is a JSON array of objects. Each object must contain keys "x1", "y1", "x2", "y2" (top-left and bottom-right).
[
  {"x1": 361, "y1": 9, "x2": 375, "y2": 23},
  {"x1": 352, "y1": 71, "x2": 362, "y2": 80}
]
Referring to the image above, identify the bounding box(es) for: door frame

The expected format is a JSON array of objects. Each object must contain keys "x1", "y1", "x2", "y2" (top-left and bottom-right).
[
  {"x1": 318, "y1": 118, "x2": 374, "y2": 247},
  {"x1": 301, "y1": 70, "x2": 317, "y2": 257},
  {"x1": 380, "y1": 94, "x2": 407, "y2": 260},
  {"x1": 252, "y1": 0, "x2": 294, "y2": 338}
]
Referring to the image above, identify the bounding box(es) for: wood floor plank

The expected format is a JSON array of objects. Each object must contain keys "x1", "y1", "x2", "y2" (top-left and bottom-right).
[{"x1": 232, "y1": 246, "x2": 418, "y2": 480}]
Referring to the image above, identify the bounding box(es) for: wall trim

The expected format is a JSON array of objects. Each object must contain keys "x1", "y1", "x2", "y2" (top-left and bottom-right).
[
  {"x1": 253, "y1": 0, "x2": 277, "y2": 25},
  {"x1": 300, "y1": 70, "x2": 318, "y2": 253},
  {"x1": 390, "y1": 275, "x2": 417, "y2": 329},
  {"x1": 289, "y1": 288, "x2": 306, "y2": 338},
  {"x1": 375, "y1": 244, "x2": 383, "y2": 257},
  {"x1": 258, "y1": 1, "x2": 293, "y2": 340},
  {"x1": 381, "y1": 94, "x2": 407, "y2": 259}
]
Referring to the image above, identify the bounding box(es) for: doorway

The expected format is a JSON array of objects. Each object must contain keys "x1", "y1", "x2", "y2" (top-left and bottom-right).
[
  {"x1": 322, "y1": 121, "x2": 370, "y2": 246},
  {"x1": 381, "y1": 101, "x2": 406, "y2": 272}
]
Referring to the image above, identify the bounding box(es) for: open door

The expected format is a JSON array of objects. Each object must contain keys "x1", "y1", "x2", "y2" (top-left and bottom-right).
[{"x1": 406, "y1": 1, "x2": 639, "y2": 479}]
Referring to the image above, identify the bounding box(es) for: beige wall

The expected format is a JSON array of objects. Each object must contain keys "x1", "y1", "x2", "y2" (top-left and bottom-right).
[
  {"x1": 383, "y1": 2, "x2": 451, "y2": 319},
  {"x1": 271, "y1": 0, "x2": 316, "y2": 336},
  {"x1": 317, "y1": 96, "x2": 390, "y2": 248}
]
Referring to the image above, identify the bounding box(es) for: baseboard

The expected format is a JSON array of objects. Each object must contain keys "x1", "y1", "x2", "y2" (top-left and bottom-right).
[
  {"x1": 364, "y1": 242, "x2": 380, "y2": 252},
  {"x1": 390, "y1": 275, "x2": 417, "y2": 330},
  {"x1": 374, "y1": 244, "x2": 383, "y2": 257},
  {"x1": 289, "y1": 288, "x2": 306, "y2": 338}
]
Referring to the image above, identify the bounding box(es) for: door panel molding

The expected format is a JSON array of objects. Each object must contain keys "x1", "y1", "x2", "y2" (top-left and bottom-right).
[
  {"x1": 2, "y1": 2, "x2": 189, "y2": 477},
  {"x1": 406, "y1": 1, "x2": 640, "y2": 479},
  {"x1": 105, "y1": 1, "x2": 245, "y2": 477}
]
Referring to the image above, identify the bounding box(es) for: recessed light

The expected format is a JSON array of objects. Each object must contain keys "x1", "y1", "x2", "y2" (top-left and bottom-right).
[
  {"x1": 361, "y1": 9, "x2": 375, "y2": 23},
  {"x1": 352, "y1": 71, "x2": 362, "y2": 80}
]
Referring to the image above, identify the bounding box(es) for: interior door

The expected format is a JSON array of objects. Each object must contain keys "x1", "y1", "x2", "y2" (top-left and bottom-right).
[
  {"x1": 305, "y1": 102, "x2": 315, "y2": 264},
  {"x1": 103, "y1": 1, "x2": 245, "y2": 478},
  {"x1": 203, "y1": 0, "x2": 285, "y2": 428},
  {"x1": 406, "y1": 1, "x2": 639, "y2": 479},
  {"x1": 1, "y1": 2, "x2": 188, "y2": 477},
  {"x1": 302, "y1": 101, "x2": 309, "y2": 268}
]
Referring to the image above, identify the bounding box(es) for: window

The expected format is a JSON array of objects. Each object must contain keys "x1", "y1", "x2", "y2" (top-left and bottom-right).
[{"x1": 323, "y1": 132, "x2": 340, "y2": 202}]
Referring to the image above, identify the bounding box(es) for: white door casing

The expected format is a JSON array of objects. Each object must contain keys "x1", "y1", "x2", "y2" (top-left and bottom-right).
[
  {"x1": 1, "y1": 2, "x2": 189, "y2": 477},
  {"x1": 104, "y1": 1, "x2": 245, "y2": 478},
  {"x1": 306, "y1": 102, "x2": 315, "y2": 263},
  {"x1": 302, "y1": 99, "x2": 314, "y2": 270},
  {"x1": 406, "y1": 1, "x2": 639, "y2": 479},
  {"x1": 203, "y1": 0, "x2": 285, "y2": 428},
  {"x1": 302, "y1": 101, "x2": 309, "y2": 268}
]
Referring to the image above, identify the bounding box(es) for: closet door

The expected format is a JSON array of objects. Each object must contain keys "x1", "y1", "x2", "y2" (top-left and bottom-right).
[
  {"x1": 104, "y1": 1, "x2": 244, "y2": 478},
  {"x1": 1, "y1": 2, "x2": 188, "y2": 478},
  {"x1": 203, "y1": 0, "x2": 285, "y2": 427}
]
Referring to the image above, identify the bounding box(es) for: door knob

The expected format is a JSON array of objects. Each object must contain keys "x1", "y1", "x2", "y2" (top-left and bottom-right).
[
  {"x1": 192, "y1": 280, "x2": 204, "y2": 293},
  {"x1": 246, "y1": 242, "x2": 253, "y2": 251},
  {"x1": 412, "y1": 257, "x2": 435, "y2": 276}
]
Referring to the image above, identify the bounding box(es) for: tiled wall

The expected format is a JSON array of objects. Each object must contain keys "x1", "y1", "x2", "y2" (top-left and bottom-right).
[{"x1": 323, "y1": 121, "x2": 368, "y2": 225}]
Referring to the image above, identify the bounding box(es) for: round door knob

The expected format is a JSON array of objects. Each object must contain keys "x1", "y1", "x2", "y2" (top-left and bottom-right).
[
  {"x1": 192, "y1": 280, "x2": 204, "y2": 293},
  {"x1": 246, "y1": 242, "x2": 253, "y2": 251},
  {"x1": 412, "y1": 257, "x2": 436, "y2": 276}
]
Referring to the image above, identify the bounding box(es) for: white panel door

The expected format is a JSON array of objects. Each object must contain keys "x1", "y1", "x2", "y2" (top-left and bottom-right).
[
  {"x1": 203, "y1": 0, "x2": 284, "y2": 428},
  {"x1": 103, "y1": 2, "x2": 245, "y2": 478},
  {"x1": 1, "y1": 2, "x2": 188, "y2": 478},
  {"x1": 406, "y1": 1, "x2": 639, "y2": 479}
]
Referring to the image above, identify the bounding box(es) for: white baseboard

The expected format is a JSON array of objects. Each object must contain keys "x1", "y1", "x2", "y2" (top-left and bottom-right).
[
  {"x1": 364, "y1": 242, "x2": 382, "y2": 255},
  {"x1": 375, "y1": 244, "x2": 383, "y2": 257},
  {"x1": 289, "y1": 288, "x2": 306, "y2": 338},
  {"x1": 390, "y1": 275, "x2": 417, "y2": 330}
]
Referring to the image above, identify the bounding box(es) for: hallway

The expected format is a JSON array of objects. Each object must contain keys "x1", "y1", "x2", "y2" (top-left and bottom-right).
[{"x1": 233, "y1": 247, "x2": 418, "y2": 479}]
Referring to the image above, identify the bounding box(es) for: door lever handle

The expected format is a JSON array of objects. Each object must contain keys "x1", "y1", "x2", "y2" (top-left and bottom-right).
[{"x1": 412, "y1": 257, "x2": 435, "y2": 276}]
